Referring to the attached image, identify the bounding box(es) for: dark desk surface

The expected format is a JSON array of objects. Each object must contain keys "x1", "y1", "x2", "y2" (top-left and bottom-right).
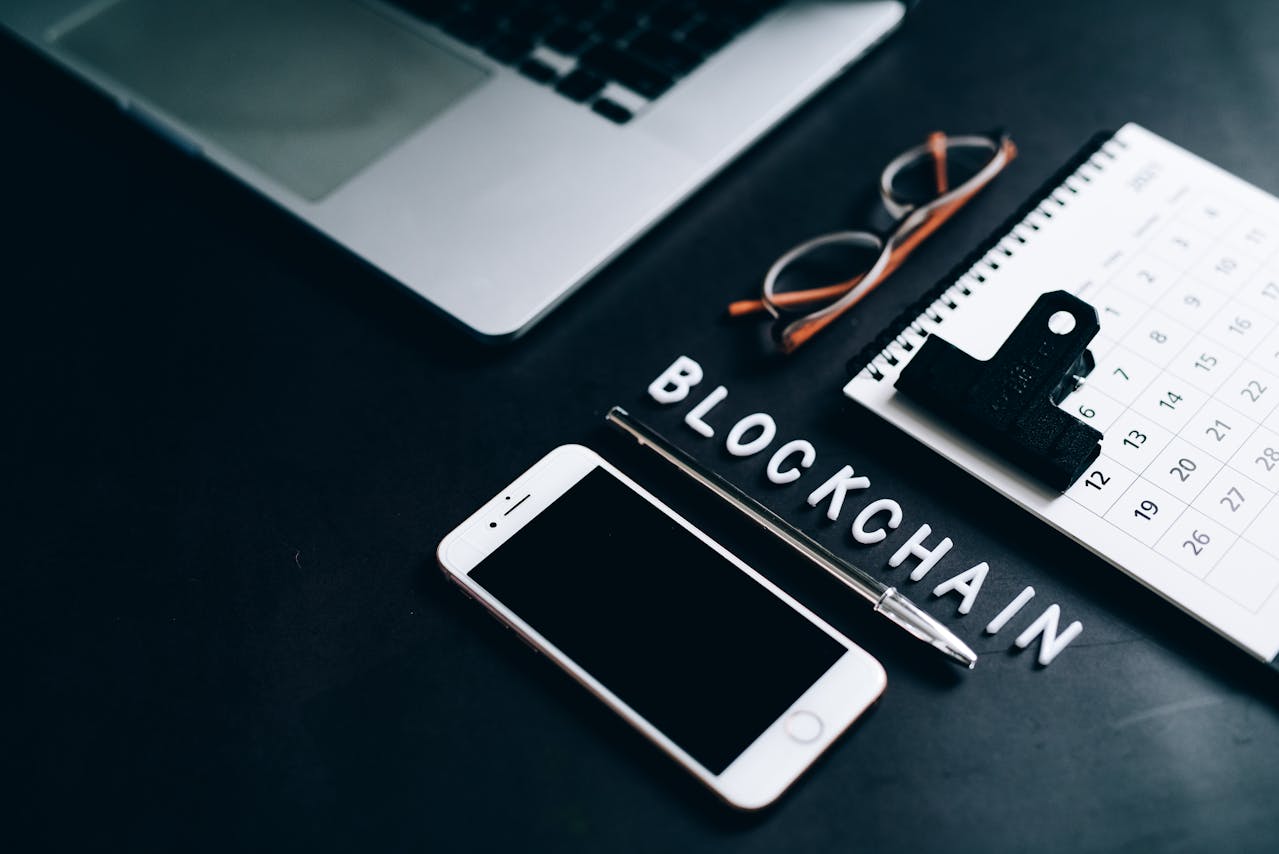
[{"x1": 8, "y1": 1, "x2": 1279, "y2": 851}]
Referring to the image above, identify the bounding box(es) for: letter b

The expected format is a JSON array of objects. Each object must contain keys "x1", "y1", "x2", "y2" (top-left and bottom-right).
[{"x1": 648, "y1": 356, "x2": 704, "y2": 404}]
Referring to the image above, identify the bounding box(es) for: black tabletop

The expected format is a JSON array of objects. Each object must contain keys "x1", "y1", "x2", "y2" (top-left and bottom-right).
[{"x1": 8, "y1": 2, "x2": 1279, "y2": 851}]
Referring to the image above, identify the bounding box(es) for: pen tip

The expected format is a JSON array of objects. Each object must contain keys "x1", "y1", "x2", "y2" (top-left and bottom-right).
[{"x1": 947, "y1": 644, "x2": 977, "y2": 669}]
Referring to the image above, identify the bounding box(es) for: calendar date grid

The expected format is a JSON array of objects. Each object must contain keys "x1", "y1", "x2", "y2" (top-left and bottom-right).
[{"x1": 1061, "y1": 191, "x2": 1279, "y2": 608}]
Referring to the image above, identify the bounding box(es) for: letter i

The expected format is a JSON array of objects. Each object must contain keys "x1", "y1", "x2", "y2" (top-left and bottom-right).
[{"x1": 985, "y1": 586, "x2": 1035, "y2": 635}]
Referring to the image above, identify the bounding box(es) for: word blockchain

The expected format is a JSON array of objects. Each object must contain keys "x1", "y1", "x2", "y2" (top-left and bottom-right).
[{"x1": 647, "y1": 356, "x2": 1084, "y2": 667}]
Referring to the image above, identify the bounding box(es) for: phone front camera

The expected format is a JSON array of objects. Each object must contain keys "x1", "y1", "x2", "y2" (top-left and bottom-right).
[{"x1": 489, "y1": 522, "x2": 497, "y2": 528}]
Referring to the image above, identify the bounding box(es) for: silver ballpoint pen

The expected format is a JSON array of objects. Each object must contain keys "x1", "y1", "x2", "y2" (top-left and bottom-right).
[{"x1": 606, "y1": 406, "x2": 978, "y2": 669}]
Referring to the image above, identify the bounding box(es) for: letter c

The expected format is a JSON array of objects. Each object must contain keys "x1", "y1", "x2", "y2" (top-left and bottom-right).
[{"x1": 766, "y1": 440, "x2": 816, "y2": 485}]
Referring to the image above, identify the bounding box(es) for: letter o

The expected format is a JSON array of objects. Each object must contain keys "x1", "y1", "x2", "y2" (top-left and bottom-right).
[{"x1": 725, "y1": 413, "x2": 777, "y2": 457}]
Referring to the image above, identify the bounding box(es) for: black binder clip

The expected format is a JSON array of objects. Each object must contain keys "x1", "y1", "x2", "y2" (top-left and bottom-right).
[{"x1": 894, "y1": 290, "x2": 1102, "y2": 491}]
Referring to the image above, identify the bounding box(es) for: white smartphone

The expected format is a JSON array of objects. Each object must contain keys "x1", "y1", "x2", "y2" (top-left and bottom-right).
[{"x1": 437, "y1": 444, "x2": 886, "y2": 810}]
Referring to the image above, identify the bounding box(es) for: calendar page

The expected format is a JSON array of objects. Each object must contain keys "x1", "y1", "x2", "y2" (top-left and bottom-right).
[{"x1": 844, "y1": 123, "x2": 1279, "y2": 663}]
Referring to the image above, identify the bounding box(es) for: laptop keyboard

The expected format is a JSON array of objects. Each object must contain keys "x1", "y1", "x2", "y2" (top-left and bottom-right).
[{"x1": 387, "y1": 0, "x2": 784, "y2": 124}]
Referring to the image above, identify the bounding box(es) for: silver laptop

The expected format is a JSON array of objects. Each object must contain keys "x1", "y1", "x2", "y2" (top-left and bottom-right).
[{"x1": 2, "y1": 0, "x2": 904, "y2": 340}]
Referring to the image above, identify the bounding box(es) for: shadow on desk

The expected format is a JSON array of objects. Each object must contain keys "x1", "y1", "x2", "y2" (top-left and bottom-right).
[{"x1": 829, "y1": 403, "x2": 1279, "y2": 704}]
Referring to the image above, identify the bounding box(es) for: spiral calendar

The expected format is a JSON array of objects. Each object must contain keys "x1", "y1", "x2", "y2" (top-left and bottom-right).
[{"x1": 844, "y1": 123, "x2": 1279, "y2": 665}]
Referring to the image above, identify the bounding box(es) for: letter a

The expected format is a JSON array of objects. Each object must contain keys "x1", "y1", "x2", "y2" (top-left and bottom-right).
[{"x1": 931, "y1": 563, "x2": 989, "y2": 615}]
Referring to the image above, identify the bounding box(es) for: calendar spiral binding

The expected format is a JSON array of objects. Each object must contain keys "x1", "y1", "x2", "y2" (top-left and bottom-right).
[{"x1": 848, "y1": 131, "x2": 1127, "y2": 382}]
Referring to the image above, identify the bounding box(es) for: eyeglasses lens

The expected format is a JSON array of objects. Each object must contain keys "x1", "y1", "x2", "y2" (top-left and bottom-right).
[{"x1": 888, "y1": 141, "x2": 996, "y2": 209}]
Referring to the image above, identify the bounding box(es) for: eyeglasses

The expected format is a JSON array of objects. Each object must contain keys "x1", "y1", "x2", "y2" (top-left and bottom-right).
[{"x1": 729, "y1": 131, "x2": 1017, "y2": 353}]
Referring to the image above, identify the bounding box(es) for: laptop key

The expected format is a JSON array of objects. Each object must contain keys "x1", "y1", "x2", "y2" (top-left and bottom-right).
[
  {"x1": 543, "y1": 24, "x2": 593, "y2": 56},
  {"x1": 646, "y1": 1, "x2": 698, "y2": 33},
  {"x1": 579, "y1": 44, "x2": 672, "y2": 99},
  {"x1": 681, "y1": 19, "x2": 735, "y2": 54},
  {"x1": 518, "y1": 58, "x2": 560, "y2": 85},
  {"x1": 591, "y1": 98, "x2": 634, "y2": 124},
  {"x1": 504, "y1": 6, "x2": 558, "y2": 36},
  {"x1": 549, "y1": 0, "x2": 599, "y2": 14},
  {"x1": 485, "y1": 34, "x2": 533, "y2": 64},
  {"x1": 628, "y1": 31, "x2": 701, "y2": 75},
  {"x1": 555, "y1": 69, "x2": 605, "y2": 102},
  {"x1": 592, "y1": 11, "x2": 641, "y2": 40}
]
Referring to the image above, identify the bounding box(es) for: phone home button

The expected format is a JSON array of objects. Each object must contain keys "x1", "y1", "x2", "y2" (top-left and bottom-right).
[{"x1": 785, "y1": 710, "x2": 823, "y2": 743}]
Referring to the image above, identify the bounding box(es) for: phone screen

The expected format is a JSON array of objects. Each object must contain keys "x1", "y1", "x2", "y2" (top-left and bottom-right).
[{"x1": 469, "y1": 467, "x2": 847, "y2": 774}]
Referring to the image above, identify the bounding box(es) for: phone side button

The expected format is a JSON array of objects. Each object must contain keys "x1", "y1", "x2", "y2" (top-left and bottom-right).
[{"x1": 784, "y1": 710, "x2": 824, "y2": 743}]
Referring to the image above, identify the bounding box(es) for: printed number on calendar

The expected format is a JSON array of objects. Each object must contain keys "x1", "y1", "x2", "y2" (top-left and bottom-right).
[
  {"x1": 1220, "y1": 486, "x2": 1246, "y2": 513},
  {"x1": 1182, "y1": 529, "x2": 1211, "y2": 556}
]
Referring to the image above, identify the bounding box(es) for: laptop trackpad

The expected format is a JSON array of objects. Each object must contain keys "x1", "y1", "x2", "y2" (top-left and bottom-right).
[{"x1": 55, "y1": 0, "x2": 489, "y2": 201}]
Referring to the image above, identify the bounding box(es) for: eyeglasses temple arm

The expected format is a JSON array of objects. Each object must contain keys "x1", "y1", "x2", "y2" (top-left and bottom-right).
[{"x1": 929, "y1": 131, "x2": 949, "y2": 195}]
